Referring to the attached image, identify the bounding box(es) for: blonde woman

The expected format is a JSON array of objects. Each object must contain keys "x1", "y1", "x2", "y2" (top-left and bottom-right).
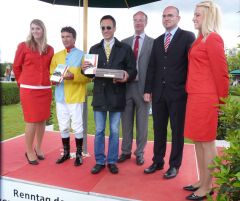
[
  {"x1": 13, "y1": 19, "x2": 54, "y2": 165},
  {"x1": 183, "y1": 1, "x2": 229, "y2": 200}
]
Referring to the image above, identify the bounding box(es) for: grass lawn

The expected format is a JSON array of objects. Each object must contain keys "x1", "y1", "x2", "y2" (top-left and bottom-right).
[
  {"x1": 2, "y1": 96, "x2": 194, "y2": 143},
  {"x1": 2, "y1": 103, "x2": 25, "y2": 140}
]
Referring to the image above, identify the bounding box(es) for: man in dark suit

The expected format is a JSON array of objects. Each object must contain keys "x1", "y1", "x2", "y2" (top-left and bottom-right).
[
  {"x1": 118, "y1": 11, "x2": 154, "y2": 166},
  {"x1": 144, "y1": 6, "x2": 195, "y2": 179}
]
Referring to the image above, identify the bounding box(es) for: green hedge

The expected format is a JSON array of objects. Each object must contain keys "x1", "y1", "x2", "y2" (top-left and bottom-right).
[
  {"x1": 1, "y1": 81, "x2": 93, "y2": 106},
  {"x1": 229, "y1": 85, "x2": 240, "y2": 96},
  {"x1": 1, "y1": 82, "x2": 20, "y2": 105},
  {"x1": 209, "y1": 96, "x2": 240, "y2": 201}
]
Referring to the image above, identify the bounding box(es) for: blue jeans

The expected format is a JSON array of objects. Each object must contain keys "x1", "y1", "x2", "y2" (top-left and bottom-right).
[{"x1": 94, "y1": 111, "x2": 121, "y2": 165}]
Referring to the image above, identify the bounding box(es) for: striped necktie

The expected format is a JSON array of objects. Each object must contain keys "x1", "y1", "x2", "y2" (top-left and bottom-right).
[
  {"x1": 164, "y1": 32, "x2": 172, "y2": 52},
  {"x1": 105, "y1": 42, "x2": 111, "y2": 62}
]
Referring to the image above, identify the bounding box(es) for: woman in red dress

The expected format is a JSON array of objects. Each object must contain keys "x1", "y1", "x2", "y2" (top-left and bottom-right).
[
  {"x1": 13, "y1": 19, "x2": 54, "y2": 165},
  {"x1": 183, "y1": 1, "x2": 229, "y2": 200}
]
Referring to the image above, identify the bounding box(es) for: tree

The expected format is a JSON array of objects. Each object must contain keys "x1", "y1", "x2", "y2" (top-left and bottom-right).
[{"x1": 226, "y1": 45, "x2": 240, "y2": 72}]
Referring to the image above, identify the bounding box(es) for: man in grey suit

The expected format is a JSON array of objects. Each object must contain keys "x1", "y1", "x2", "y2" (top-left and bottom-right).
[{"x1": 118, "y1": 11, "x2": 154, "y2": 165}]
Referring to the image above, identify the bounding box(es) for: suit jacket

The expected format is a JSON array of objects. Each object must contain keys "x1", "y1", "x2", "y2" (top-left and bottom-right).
[
  {"x1": 186, "y1": 32, "x2": 229, "y2": 99},
  {"x1": 122, "y1": 35, "x2": 154, "y2": 96},
  {"x1": 88, "y1": 38, "x2": 137, "y2": 112},
  {"x1": 144, "y1": 28, "x2": 195, "y2": 102}
]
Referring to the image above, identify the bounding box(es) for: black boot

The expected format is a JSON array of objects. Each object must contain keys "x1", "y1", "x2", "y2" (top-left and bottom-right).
[
  {"x1": 74, "y1": 138, "x2": 83, "y2": 166},
  {"x1": 56, "y1": 137, "x2": 70, "y2": 164}
]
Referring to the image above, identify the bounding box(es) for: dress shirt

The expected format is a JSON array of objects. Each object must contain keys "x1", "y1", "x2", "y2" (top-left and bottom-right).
[
  {"x1": 164, "y1": 26, "x2": 178, "y2": 43},
  {"x1": 104, "y1": 38, "x2": 115, "y2": 49},
  {"x1": 133, "y1": 33, "x2": 145, "y2": 81},
  {"x1": 132, "y1": 33, "x2": 145, "y2": 60}
]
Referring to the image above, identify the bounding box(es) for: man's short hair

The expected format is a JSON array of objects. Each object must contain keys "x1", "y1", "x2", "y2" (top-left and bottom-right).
[
  {"x1": 61, "y1": 26, "x2": 77, "y2": 39},
  {"x1": 133, "y1": 11, "x2": 148, "y2": 21},
  {"x1": 100, "y1": 15, "x2": 116, "y2": 27}
]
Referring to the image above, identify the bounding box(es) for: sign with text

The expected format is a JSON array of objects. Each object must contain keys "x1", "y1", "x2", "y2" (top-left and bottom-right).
[{"x1": 0, "y1": 177, "x2": 127, "y2": 201}]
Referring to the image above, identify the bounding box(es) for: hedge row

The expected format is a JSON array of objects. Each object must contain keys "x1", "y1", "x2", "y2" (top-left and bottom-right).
[
  {"x1": 1, "y1": 81, "x2": 238, "y2": 106},
  {"x1": 1, "y1": 81, "x2": 93, "y2": 106},
  {"x1": 1, "y1": 82, "x2": 20, "y2": 105}
]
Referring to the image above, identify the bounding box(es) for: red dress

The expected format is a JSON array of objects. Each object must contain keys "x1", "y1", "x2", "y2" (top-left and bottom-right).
[
  {"x1": 13, "y1": 42, "x2": 54, "y2": 122},
  {"x1": 184, "y1": 33, "x2": 229, "y2": 141}
]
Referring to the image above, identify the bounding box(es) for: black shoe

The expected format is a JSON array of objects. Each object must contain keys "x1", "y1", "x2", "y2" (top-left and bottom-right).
[
  {"x1": 74, "y1": 154, "x2": 83, "y2": 166},
  {"x1": 107, "y1": 164, "x2": 119, "y2": 174},
  {"x1": 74, "y1": 138, "x2": 83, "y2": 166},
  {"x1": 163, "y1": 167, "x2": 179, "y2": 179},
  {"x1": 183, "y1": 185, "x2": 200, "y2": 192},
  {"x1": 144, "y1": 162, "x2": 164, "y2": 174},
  {"x1": 186, "y1": 191, "x2": 214, "y2": 200},
  {"x1": 25, "y1": 153, "x2": 39, "y2": 165},
  {"x1": 136, "y1": 155, "x2": 144, "y2": 166},
  {"x1": 117, "y1": 154, "x2": 131, "y2": 163},
  {"x1": 34, "y1": 148, "x2": 45, "y2": 160},
  {"x1": 56, "y1": 154, "x2": 70, "y2": 164},
  {"x1": 91, "y1": 164, "x2": 105, "y2": 174}
]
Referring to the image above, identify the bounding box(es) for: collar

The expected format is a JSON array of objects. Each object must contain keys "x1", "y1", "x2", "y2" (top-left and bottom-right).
[
  {"x1": 98, "y1": 37, "x2": 122, "y2": 48},
  {"x1": 66, "y1": 46, "x2": 75, "y2": 53},
  {"x1": 165, "y1": 26, "x2": 178, "y2": 37},
  {"x1": 134, "y1": 32, "x2": 145, "y2": 40},
  {"x1": 104, "y1": 38, "x2": 115, "y2": 46}
]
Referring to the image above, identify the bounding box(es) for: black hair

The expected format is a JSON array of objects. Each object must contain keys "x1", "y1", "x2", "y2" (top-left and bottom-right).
[
  {"x1": 61, "y1": 26, "x2": 77, "y2": 39},
  {"x1": 100, "y1": 15, "x2": 116, "y2": 27}
]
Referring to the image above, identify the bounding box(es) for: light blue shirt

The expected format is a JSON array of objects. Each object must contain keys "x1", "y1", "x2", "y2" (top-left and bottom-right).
[{"x1": 164, "y1": 26, "x2": 178, "y2": 43}]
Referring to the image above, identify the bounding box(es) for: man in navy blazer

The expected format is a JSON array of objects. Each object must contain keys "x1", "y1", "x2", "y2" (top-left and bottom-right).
[{"x1": 144, "y1": 6, "x2": 195, "y2": 179}]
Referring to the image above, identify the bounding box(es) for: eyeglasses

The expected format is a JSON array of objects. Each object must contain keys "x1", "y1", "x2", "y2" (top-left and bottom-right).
[
  {"x1": 162, "y1": 14, "x2": 178, "y2": 18},
  {"x1": 101, "y1": 26, "x2": 112, "y2": 31},
  {"x1": 133, "y1": 19, "x2": 145, "y2": 23}
]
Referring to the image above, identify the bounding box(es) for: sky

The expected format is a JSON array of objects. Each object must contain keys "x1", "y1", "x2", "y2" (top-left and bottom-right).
[{"x1": 0, "y1": 0, "x2": 239, "y2": 63}]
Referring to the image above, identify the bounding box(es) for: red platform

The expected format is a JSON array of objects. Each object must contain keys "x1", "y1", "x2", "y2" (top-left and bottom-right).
[{"x1": 1, "y1": 131, "x2": 199, "y2": 201}]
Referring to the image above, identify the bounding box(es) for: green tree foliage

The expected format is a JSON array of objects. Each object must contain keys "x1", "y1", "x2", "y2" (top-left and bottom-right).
[
  {"x1": 227, "y1": 47, "x2": 240, "y2": 72},
  {"x1": 217, "y1": 88, "x2": 240, "y2": 140}
]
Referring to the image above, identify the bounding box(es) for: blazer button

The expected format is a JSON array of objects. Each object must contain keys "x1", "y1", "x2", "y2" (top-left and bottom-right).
[
  {"x1": 162, "y1": 80, "x2": 166, "y2": 84},
  {"x1": 163, "y1": 66, "x2": 166, "y2": 70}
]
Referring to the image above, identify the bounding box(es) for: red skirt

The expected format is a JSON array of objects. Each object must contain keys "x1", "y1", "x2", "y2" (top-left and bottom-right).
[
  {"x1": 184, "y1": 94, "x2": 219, "y2": 142},
  {"x1": 20, "y1": 88, "x2": 52, "y2": 123}
]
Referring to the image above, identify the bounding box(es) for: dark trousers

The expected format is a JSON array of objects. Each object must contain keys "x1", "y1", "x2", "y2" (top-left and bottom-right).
[{"x1": 152, "y1": 91, "x2": 186, "y2": 168}]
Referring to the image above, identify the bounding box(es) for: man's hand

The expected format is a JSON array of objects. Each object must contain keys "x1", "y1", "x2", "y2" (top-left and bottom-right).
[
  {"x1": 82, "y1": 61, "x2": 91, "y2": 71},
  {"x1": 63, "y1": 70, "x2": 74, "y2": 80},
  {"x1": 144, "y1": 93, "x2": 152, "y2": 102},
  {"x1": 113, "y1": 71, "x2": 129, "y2": 83},
  {"x1": 51, "y1": 81, "x2": 57, "y2": 86}
]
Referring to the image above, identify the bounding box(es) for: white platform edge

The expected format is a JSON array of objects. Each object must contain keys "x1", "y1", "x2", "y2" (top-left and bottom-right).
[{"x1": 1, "y1": 176, "x2": 138, "y2": 201}]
